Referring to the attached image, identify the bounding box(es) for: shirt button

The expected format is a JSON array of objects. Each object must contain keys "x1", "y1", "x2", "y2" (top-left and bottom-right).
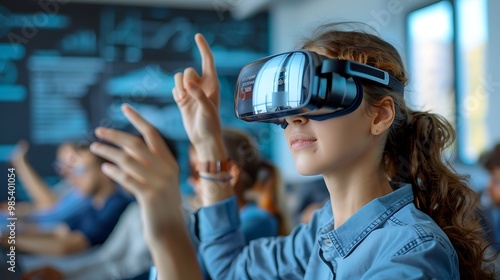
[{"x1": 323, "y1": 238, "x2": 332, "y2": 246}]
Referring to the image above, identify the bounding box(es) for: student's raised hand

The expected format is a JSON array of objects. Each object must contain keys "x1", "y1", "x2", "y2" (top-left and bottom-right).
[
  {"x1": 11, "y1": 140, "x2": 29, "y2": 166},
  {"x1": 173, "y1": 34, "x2": 227, "y2": 162},
  {"x1": 90, "y1": 104, "x2": 182, "y2": 241}
]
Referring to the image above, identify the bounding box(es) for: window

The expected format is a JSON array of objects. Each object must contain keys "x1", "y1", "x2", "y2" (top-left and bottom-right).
[
  {"x1": 407, "y1": 0, "x2": 489, "y2": 164},
  {"x1": 456, "y1": 0, "x2": 489, "y2": 164}
]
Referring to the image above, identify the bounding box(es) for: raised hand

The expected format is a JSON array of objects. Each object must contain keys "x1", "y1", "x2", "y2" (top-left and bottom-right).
[
  {"x1": 172, "y1": 33, "x2": 227, "y2": 162},
  {"x1": 11, "y1": 140, "x2": 29, "y2": 167},
  {"x1": 90, "y1": 104, "x2": 202, "y2": 280},
  {"x1": 90, "y1": 104, "x2": 181, "y2": 239}
]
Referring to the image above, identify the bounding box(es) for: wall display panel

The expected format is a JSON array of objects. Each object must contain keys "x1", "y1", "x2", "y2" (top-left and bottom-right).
[{"x1": 0, "y1": 0, "x2": 270, "y2": 198}]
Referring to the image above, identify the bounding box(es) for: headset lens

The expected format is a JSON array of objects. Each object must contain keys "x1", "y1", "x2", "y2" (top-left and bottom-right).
[{"x1": 235, "y1": 52, "x2": 312, "y2": 122}]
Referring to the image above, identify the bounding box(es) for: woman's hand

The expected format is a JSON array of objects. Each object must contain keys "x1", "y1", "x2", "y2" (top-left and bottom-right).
[
  {"x1": 91, "y1": 104, "x2": 202, "y2": 280},
  {"x1": 173, "y1": 33, "x2": 226, "y2": 162},
  {"x1": 90, "y1": 104, "x2": 182, "y2": 241}
]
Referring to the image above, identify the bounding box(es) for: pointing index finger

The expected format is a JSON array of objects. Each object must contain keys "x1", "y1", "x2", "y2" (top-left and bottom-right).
[{"x1": 194, "y1": 33, "x2": 216, "y2": 79}]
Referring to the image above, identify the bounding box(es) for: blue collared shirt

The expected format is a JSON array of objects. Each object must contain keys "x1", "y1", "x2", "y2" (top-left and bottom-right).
[
  {"x1": 64, "y1": 190, "x2": 132, "y2": 246},
  {"x1": 197, "y1": 184, "x2": 459, "y2": 279}
]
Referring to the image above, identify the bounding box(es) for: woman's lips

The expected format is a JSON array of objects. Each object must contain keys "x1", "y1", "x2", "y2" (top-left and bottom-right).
[{"x1": 289, "y1": 134, "x2": 317, "y2": 150}]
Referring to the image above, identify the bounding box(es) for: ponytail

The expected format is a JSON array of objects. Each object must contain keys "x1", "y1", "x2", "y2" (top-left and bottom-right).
[{"x1": 384, "y1": 110, "x2": 493, "y2": 279}]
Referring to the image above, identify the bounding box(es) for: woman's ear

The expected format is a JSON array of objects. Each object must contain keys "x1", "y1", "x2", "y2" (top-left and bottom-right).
[{"x1": 371, "y1": 96, "x2": 395, "y2": 135}]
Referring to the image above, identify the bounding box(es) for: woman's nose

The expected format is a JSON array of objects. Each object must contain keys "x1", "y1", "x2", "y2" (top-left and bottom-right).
[{"x1": 284, "y1": 115, "x2": 309, "y2": 127}]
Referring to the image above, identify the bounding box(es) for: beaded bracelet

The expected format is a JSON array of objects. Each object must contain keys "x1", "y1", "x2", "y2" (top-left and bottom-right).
[
  {"x1": 195, "y1": 160, "x2": 233, "y2": 173},
  {"x1": 198, "y1": 174, "x2": 233, "y2": 183}
]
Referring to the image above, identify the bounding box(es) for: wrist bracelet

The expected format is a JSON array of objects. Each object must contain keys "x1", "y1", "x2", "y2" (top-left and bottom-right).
[
  {"x1": 198, "y1": 174, "x2": 233, "y2": 183},
  {"x1": 195, "y1": 159, "x2": 233, "y2": 173}
]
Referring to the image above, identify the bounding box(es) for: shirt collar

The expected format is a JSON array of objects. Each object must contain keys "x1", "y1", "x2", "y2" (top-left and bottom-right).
[{"x1": 319, "y1": 184, "x2": 414, "y2": 258}]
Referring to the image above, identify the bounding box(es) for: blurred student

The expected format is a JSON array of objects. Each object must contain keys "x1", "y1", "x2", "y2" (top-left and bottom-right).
[
  {"x1": 480, "y1": 144, "x2": 500, "y2": 244},
  {"x1": 10, "y1": 140, "x2": 73, "y2": 211},
  {"x1": 191, "y1": 128, "x2": 282, "y2": 238},
  {"x1": 1, "y1": 141, "x2": 92, "y2": 230},
  {"x1": 289, "y1": 178, "x2": 329, "y2": 224},
  {"x1": 1, "y1": 143, "x2": 132, "y2": 256}
]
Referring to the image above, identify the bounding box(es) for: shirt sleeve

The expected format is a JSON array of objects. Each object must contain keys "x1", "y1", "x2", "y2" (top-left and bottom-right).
[
  {"x1": 198, "y1": 196, "x2": 323, "y2": 280},
  {"x1": 360, "y1": 233, "x2": 459, "y2": 280},
  {"x1": 240, "y1": 206, "x2": 278, "y2": 242}
]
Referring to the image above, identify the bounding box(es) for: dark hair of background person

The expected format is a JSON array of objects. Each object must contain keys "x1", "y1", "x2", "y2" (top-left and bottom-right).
[
  {"x1": 221, "y1": 128, "x2": 287, "y2": 235},
  {"x1": 481, "y1": 144, "x2": 500, "y2": 172}
]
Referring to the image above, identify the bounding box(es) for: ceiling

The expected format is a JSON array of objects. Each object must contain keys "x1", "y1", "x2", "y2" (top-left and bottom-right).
[{"x1": 70, "y1": 0, "x2": 273, "y2": 19}]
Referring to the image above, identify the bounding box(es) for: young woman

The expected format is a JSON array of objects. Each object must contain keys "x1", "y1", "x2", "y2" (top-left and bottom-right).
[{"x1": 90, "y1": 24, "x2": 493, "y2": 279}]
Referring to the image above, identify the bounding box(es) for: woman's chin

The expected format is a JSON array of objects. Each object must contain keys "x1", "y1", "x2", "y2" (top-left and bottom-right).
[{"x1": 295, "y1": 164, "x2": 321, "y2": 176}]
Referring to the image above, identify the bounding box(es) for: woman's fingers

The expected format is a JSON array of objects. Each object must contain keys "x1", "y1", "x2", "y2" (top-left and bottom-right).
[
  {"x1": 194, "y1": 33, "x2": 219, "y2": 108},
  {"x1": 94, "y1": 127, "x2": 156, "y2": 165},
  {"x1": 194, "y1": 33, "x2": 217, "y2": 80},
  {"x1": 174, "y1": 72, "x2": 185, "y2": 95},
  {"x1": 90, "y1": 142, "x2": 150, "y2": 183},
  {"x1": 185, "y1": 81, "x2": 212, "y2": 106},
  {"x1": 173, "y1": 72, "x2": 187, "y2": 103},
  {"x1": 121, "y1": 104, "x2": 175, "y2": 162},
  {"x1": 100, "y1": 162, "x2": 144, "y2": 196},
  {"x1": 173, "y1": 69, "x2": 209, "y2": 112},
  {"x1": 183, "y1": 67, "x2": 201, "y2": 87}
]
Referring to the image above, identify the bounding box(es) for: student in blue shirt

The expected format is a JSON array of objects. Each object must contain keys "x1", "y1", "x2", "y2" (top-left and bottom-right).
[
  {"x1": 1, "y1": 144, "x2": 132, "y2": 255},
  {"x1": 190, "y1": 128, "x2": 282, "y2": 240},
  {"x1": 480, "y1": 144, "x2": 500, "y2": 245},
  {"x1": 90, "y1": 24, "x2": 494, "y2": 279}
]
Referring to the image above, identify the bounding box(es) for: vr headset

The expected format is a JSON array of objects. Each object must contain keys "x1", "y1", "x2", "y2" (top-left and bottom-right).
[{"x1": 234, "y1": 50, "x2": 404, "y2": 128}]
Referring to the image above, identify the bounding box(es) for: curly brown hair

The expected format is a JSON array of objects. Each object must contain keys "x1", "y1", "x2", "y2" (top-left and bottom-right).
[{"x1": 301, "y1": 23, "x2": 493, "y2": 279}]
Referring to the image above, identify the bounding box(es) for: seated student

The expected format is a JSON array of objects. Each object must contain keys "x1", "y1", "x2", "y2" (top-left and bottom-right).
[
  {"x1": 1, "y1": 143, "x2": 132, "y2": 256},
  {"x1": 480, "y1": 143, "x2": 500, "y2": 244},
  {"x1": 249, "y1": 150, "x2": 288, "y2": 235},
  {"x1": 1, "y1": 141, "x2": 92, "y2": 230},
  {"x1": 192, "y1": 128, "x2": 282, "y2": 238},
  {"x1": 290, "y1": 178, "x2": 329, "y2": 224},
  {"x1": 89, "y1": 28, "x2": 495, "y2": 279}
]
